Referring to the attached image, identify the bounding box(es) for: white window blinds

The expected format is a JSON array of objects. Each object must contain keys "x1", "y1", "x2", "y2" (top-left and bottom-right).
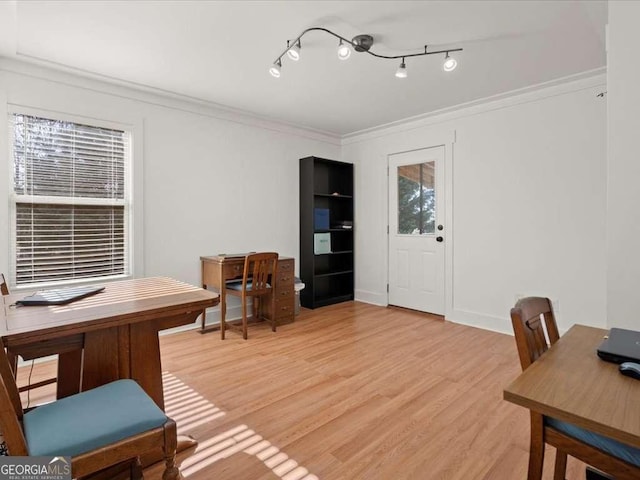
[{"x1": 10, "y1": 113, "x2": 130, "y2": 286}]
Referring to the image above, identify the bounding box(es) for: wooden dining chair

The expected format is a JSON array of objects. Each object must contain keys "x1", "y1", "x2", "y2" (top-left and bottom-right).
[
  {"x1": 1, "y1": 274, "x2": 60, "y2": 397},
  {"x1": 0, "y1": 273, "x2": 8, "y2": 296},
  {"x1": 0, "y1": 337, "x2": 181, "y2": 479},
  {"x1": 222, "y1": 252, "x2": 278, "y2": 340},
  {"x1": 1, "y1": 274, "x2": 21, "y2": 379},
  {"x1": 511, "y1": 297, "x2": 640, "y2": 480}
]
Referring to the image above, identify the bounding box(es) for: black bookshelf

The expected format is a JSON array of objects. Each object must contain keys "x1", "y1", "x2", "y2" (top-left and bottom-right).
[{"x1": 300, "y1": 156, "x2": 354, "y2": 309}]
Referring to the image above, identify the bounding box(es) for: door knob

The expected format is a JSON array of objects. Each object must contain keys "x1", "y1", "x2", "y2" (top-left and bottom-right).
[
  {"x1": 437, "y1": 224, "x2": 444, "y2": 231},
  {"x1": 436, "y1": 236, "x2": 444, "y2": 242}
]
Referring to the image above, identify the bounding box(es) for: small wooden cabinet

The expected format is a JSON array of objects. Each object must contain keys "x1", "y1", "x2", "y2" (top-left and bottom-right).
[
  {"x1": 299, "y1": 157, "x2": 354, "y2": 309},
  {"x1": 266, "y1": 258, "x2": 295, "y2": 325}
]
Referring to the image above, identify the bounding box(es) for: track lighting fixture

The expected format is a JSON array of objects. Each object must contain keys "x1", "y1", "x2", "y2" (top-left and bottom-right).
[
  {"x1": 443, "y1": 52, "x2": 457, "y2": 72},
  {"x1": 395, "y1": 58, "x2": 407, "y2": 78},
  {"x1": 337, "y1": 39, "x2": 351, "y2": 60},
  {"x1": 269, "y1": 27, "x2": 462, "y2": 79},
  {"x1": 287, "y1": 40, "x2": 301, "y2": 61},
  {"x1": 269, "y1": 59, "x2": 282, "y2": 78}
]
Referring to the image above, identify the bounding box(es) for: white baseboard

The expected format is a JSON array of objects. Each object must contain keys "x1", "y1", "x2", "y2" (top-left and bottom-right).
[
  {"x1": 159, "y1": 304, "x2": 244, "y2": 335},
  {"x1": 16, "y1": 306, "x2": 246, "y2": 367},
  {"x1": 354, "y1": 289, "x2": 387, "y2": 306},
  {"x1": 446, "y1": 308, "x2": 513, "y2": 336},
  {"x1": 17, "y1": 355, "x2": 56, "y2": 368},
  {"x1": 445, "y1": 308, "x2": 572, "y2": 337},
  {"x1": 355, "y1": 291, "x2": 516, "y2": 336}
]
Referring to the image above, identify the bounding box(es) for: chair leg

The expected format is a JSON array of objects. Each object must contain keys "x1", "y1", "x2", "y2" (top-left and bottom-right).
[
  {"x1": 271, "y1": 296, "x2": 276, "y2": 332},
  {"x1": 242, "y1": 298, "x2": 248, "y2": 340},
  {"x1": 553, "y1": 449, "x2": 567, "y2": 480},
  {"x1": 162, "y1": 454, "x2": 181, "y2": 480},
  {"x1": 162, "y1": 423, "x2": 181, "y2": 480},
  {"x1": 253, "y1": 297, "x2": 259, "y2": 320},
  {"x1": 6, "y1": 350, "x2": 18, "y2": 377},
  {"x1": 528, "y1": 413, "x2": 545, "y2": 480},
  {"x1": 131, "y1": 457, "x2": 143, "y2": 480},
  {"x1": 220, "y1": 301, "x2": 227, "y2": 340}
]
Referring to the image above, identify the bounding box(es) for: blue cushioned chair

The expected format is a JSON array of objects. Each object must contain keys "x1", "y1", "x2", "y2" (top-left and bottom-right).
[
  {"x1": 511, "y1": 297, "x2": 640, "y2": 480},
  {"x1": 0, "y1": 338, "x2": 181, "y2": 480},
  {"x1": 222, "y1": 252, "x2": 278, "y2": 340}
]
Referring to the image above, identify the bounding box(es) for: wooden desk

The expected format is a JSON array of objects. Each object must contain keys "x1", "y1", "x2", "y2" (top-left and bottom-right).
[
  {"x1": 1, "y1": 277, "x2": 218, "y2": 409},
  {"x1": 200, "y1": 255, "x2": 295, "y2": 333},
  {"x1": 504, "y1": 324, "x2": 640, "y2": 449}
]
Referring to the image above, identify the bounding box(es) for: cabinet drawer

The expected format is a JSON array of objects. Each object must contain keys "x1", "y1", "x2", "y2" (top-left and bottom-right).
[
  {"x1": 274, "y1": 298, "x2": 294, "y2": 319},
  {"x1": 231, "y1": 263, "x2": 243, "y2": 276},
  {"x1": 262, "y1": 296, "x2": 293, "y2": 322},
  {"x1": 276, "y1": 271, "x2": 294, "y2": 287},
  {"x1": 274, "y1": 287, "x2": 293, "y2": 300},
  {"x1": 277, "y1": 259, "x2": 294, "y2": 273}
]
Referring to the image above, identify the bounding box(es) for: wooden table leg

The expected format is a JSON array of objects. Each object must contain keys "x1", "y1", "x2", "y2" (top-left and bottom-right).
[
  {"x1": 220, "y1": 268, "x2": 226, "y2": 339},
  {"x1": 57, "y1": 349, "x2": 82, "y2": 398},
  {"x1": 83, "y1": 328, "x2": 121, "y2": 391},
  {"x1": 129, "y1": 321, "x2": 198, "y2": 463},
  {"x1": 130, "y1": 322, "x2": 164, "y2": 409},
  {"x1": 200, "y1": 259, "x2": 208, "y2": 332},
  {"x1": 200, "y1": 259, "x2": 225, "y2": 334},
  {"x1": 83, "y1": 318, "x2": 202, "y2": 466},
  {"x1": 200, "y1": 291, "x2": 207, "y2": 331}
]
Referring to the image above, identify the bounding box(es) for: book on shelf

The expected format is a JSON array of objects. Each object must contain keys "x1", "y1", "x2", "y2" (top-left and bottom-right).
[
  {"x1": 314, "y1": 208, "x2": 330, "y2": 230},
  {"x1": 314, "y1": 233, "x2": 331, "y2": 254}
]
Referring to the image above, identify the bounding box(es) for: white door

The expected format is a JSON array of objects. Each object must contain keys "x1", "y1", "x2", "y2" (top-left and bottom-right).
[{"x1": 388, "y1": 146, "x2": 445, "y2": 314}]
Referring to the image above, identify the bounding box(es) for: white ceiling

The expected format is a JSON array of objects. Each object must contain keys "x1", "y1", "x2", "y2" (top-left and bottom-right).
[{"x1": 0, "y1": 1, "x2": 607, "y2": 136}]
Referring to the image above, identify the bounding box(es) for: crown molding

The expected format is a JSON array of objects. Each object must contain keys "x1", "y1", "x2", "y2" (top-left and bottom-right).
[
  {"x1": 0, "y1": 55, "x2": 342, "y2": 146},
  {"x1": 0, "y1": 55, "x2": 606, "y2": 148},
  {"x1": 342, "y1": 67, "x2": 607, "y2": 145}
]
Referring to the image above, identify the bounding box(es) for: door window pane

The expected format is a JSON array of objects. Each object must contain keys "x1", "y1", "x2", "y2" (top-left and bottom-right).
[{"x1": 397, "y1": 161, "x2": 436, "y2": 235}]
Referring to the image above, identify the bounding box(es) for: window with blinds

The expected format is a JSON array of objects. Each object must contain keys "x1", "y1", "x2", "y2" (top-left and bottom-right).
[{"x1": 10, "y1": 113, "x2": 130, "y2": 286}]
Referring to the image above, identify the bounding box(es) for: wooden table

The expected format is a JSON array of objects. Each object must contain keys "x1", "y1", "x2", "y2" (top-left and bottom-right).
[
  {"x1": 504, "y1": 324, "x2": 640, "y2": 449},
  {"x1": 1, "y1": 277, "x2": 219, "y2": 409},
  {"x1": 199, "y1": 255, "x2": 295, "y2": 333}
]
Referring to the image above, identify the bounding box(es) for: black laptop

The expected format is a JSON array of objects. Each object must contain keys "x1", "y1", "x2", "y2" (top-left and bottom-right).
[
  {"x1": 16, "y1": 285, "x2": 105, "y2": 306},
  {"x1": 597, "y1": 328, "x2": 640, "y2": 364}
]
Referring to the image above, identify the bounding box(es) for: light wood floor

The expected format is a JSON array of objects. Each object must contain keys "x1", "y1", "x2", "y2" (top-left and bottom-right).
[{"x1": 18, "y1": 301, "x2": 587, "y2": 479}]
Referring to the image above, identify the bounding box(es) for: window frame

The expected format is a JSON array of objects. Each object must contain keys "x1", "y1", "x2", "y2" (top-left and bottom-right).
[{"x1": 7, "y1": 105, "x2": 141, "y2": 290}]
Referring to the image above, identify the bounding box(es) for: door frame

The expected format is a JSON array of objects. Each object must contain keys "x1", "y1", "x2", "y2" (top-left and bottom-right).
[{"x1": 385, "y1": 129, "x2": 455, "y2": 319}]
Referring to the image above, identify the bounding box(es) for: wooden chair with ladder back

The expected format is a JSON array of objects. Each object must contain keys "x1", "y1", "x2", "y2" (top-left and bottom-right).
[
  {"x1": 0, "y1": 337, "x2": 181, "y2": 479},
  {"x1": 1, "y1": 274, "x2": 63, "y2": 398},
  {"x1": 510, "y1": 296, "x2": 640, "y2": 480},
  {"x1": 222, "y1": 252, "x2": 278, "y2": 340}
]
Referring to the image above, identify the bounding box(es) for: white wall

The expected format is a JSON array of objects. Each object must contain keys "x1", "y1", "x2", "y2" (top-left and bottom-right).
[
  {"x1": 0, "y1": 60, "x2": 340, "y2": 324},
  {"x1": 606, "y1": 1, "x2": 640, "y2": 330},
  {"x1": 343, "y1": 74, "x2": 607, "y2": 334},
  {"x1": 0, "y1": 58, "x2": 611, "y2": 335}
]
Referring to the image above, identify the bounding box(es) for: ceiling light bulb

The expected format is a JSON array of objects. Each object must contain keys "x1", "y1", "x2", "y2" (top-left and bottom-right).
[
  {"x1": 269, "y1": 61, "x2": 281, "y2": 78},
  {"x1": 443, "y1": 53, "x2": 457, "y2": 72},
  {"x1": 287, "y1": 42, "x2": 301, "y2": 61},
  {"x1": 395, "y1": 60, "x2": 407, "y2": 78},
  {"x1": 337, "y1": 40, "x2": 351, "y2": 60}
]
